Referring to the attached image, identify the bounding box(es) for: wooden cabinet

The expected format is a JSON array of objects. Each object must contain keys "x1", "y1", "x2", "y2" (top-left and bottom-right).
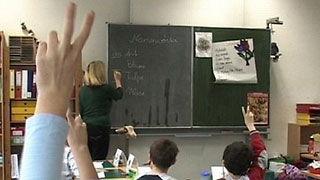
[{"x1": 287, "y1": 123, "x2": 320, "y2": 160}]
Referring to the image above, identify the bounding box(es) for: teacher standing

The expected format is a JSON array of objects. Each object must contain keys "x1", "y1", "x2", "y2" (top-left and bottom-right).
[{"x1": 79, "y1": 60, "x2": 123, "y2": 160}]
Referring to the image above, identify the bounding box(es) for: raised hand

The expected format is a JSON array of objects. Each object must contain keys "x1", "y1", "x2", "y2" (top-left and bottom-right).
[
  {"x1": 242, "y1": 106, "x2": 256, "y2": 132},
  {"x1": 35, "y1": 3, "x2": 95, "y2": 117}
]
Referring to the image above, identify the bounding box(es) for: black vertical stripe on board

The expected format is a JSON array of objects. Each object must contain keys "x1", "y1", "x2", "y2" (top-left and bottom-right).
[{"x1": 164, "y1": 79, "x2": 170, "y2": 126}]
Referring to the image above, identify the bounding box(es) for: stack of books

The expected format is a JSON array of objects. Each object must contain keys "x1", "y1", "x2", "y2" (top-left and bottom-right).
[
  {"x1": 9, "y1": 36, "x2": 36, "y2": 63},
  {"x1": 296, "y1": 104, "x2": 320, "y2": 125}
]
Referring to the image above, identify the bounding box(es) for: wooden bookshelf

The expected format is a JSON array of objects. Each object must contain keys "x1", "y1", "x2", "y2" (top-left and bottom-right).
[
  {"x1": 1, "y1": 32, "x2": 11, "y2": 180},
  {"x1": 287, "y1": 123, "x2": 320, "y2": 160},
  {"x1": 10, "y1": 121, "x2": 26, "y2": 124},
  {"x1": 10, "y1": 63, "x2": 36, "y2": 66},
  {"x1": 1, "y1": 35, "x2": 83, "y2": 180}
]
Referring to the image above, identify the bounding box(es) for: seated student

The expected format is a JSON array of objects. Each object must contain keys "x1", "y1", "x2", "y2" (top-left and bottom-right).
[
  {"x1": 62, "y1": 144, "x2": 79, "y2": 180},
  {"x1": 221, "y1": 106, "x2": 268, "y2": 180},
  {"x1": 19, "y1": 3, "x2": 97, "y2": 180},
  {"x1": 138, "y1": 139, "x2": 179, "y2": 180},
  {"x1": 62, "y1": 111, "x2": 136, "y2": 180}
]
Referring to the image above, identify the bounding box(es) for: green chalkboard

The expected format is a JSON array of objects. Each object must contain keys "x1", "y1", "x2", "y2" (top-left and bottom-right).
[
  {"x1": 108, "y1": 24, "x2": 192, "y2": 127},
  {"x1": 193, "y1": 27, "x2": 271, "y2": 127}
]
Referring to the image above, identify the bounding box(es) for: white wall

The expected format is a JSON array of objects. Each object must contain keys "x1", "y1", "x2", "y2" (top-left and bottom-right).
[
  {"x1": 130, "y1": 0, "x2": 244, "y2": 27},
  {"x1": 244, "y1": 0, "x2": 320, "y2": 156},
  {"x1": 0, "y1": 0, "x2": 130, "y2": 67}
]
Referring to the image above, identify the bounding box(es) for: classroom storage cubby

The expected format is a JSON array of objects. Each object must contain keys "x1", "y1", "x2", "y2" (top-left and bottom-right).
[{"x1": 287, "y1": 123, "x2": 320, "y2": 160}]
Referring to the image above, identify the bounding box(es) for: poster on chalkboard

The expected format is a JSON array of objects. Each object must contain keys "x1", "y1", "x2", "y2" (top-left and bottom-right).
[
  {"x1": 247, "y1": 92, "x2": 269, "y2": 125},
  {"x1": 212, "y1": 38, "x2": 257, "y2": 83},
  {"x1": 195, "y1": 32, "x2": 212, "y2": 57}
]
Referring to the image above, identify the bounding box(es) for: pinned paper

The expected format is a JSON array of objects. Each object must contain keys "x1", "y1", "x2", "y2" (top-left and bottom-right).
[
  {"x1": 195, "y1": 32, "x2": 213, "y2": 57},
  {"x1": 212, "y1": 38, "x2": 257, "y2": 83}
]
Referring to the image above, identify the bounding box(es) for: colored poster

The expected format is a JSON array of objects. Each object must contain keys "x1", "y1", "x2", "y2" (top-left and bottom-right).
[{"x1": 247, "y1": 92, "x2": 269, "y2": 125}]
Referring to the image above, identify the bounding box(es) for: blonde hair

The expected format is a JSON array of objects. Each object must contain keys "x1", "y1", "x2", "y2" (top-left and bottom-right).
[{"x1": 84, "y1": 61, "x2": 107, "y2": 86}]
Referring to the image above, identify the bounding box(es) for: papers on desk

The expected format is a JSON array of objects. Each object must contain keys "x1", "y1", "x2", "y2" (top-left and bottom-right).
[
  {"x1": 94, "y1": 161, "x2": 104, "y2": 169},
  {"x1": 97, "y1": 169, "x2": 127, "y2": 179},
  {"x1": 211, "y1": 166, "x2": 227, "y2": 180},
  {"x1": 135, "y1": 166, "x2": 152, "y2": 179},
  {"x1": 98, "y1": 171, "x2": 105, "y2": 178}
]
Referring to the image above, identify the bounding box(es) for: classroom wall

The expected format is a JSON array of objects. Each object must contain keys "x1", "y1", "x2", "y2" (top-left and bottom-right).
[
  {"x1": 244, "y1": 0, "x2": 320, "y2": 157},
  {"x1": 0, "y1": 0, "x2": 130, "y2": 67},
  {"x1": 2, "y1": 0, "x2": 320, "y2": 179},
  {"x1": 129, "y1": 0, "x2": 244, "y2": 27}
]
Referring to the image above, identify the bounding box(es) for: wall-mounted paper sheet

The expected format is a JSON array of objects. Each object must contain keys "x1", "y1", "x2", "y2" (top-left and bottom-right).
[
  {"x1": 212, "y1": 39, "x2": 257, "y2": 83},
  {"x1": 195, "y1": 32, "x2": 213, "y2": 57}
]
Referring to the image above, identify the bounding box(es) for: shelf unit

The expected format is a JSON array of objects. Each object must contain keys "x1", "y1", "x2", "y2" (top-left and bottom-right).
[
  {"x1": 3, "y1": 35, "x2": 83, "y2": 180},
  {"x1": 1, "y1": 32, "x2": 10, "y2": 180},
  {"x1": 287, "y1": 123, "x2": 320, "y2": 160}
]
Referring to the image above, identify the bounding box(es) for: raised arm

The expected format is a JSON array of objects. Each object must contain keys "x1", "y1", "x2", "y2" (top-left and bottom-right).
[
  {"x1": 108, "y1": 70, "x2": 123, "y2": 100},
  {"x1": 20, "y1": 3, "x2": 94, "y2": 180},
  {"x1": 242, "y1": 106, "x2": 267, "y2": 180},
  {"x1": 114, "y1": 70, "x2": 122, "y2": 89},
  {"x1": 66, "y1": 110, "x2": 98, "y2": 180}
]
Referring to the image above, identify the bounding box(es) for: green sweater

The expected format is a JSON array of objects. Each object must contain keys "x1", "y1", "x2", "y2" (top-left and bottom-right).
[{"x1": 79, "y1": 84, "x2": 123, "y2": 127}]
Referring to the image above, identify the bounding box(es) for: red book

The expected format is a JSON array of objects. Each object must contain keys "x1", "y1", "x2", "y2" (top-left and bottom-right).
[
  {"x1": 32, "y1": 71, "x2": 37, "y2": 98},
  {"x1": 15, "y1": 70, "x2": 22, "y2": 99}
]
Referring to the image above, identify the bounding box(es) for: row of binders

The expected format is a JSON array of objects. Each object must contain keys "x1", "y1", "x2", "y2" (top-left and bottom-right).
[
  {"x1": 296, "y1": 104, "x2": 320, "y2": 125},
  {"x1": 10, "y1": 69, "x2": 36, "y2": 99}
]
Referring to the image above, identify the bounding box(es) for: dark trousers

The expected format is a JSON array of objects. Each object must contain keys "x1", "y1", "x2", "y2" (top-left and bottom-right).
[{"x1": 86, "y1": 124, "x2": 110, "y2": 161}]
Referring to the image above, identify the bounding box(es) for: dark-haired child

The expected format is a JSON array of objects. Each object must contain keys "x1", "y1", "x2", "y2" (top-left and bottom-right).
[
  {"x1": 138, "y1": 139, "x2": 179, "y2": 180},
  {"x1": 222, "y1": 106, "x2": 268, "y2": 180}
]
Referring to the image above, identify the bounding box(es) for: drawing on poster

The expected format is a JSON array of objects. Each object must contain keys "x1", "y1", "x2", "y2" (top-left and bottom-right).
[{"x1": 234, "y1": 39, "x2": 254, "y2": 66}]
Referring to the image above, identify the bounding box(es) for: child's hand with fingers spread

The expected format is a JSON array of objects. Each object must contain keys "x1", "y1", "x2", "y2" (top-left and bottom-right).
[{"x1": 35, "y1": 2, "x2": 95, "y2": 118}]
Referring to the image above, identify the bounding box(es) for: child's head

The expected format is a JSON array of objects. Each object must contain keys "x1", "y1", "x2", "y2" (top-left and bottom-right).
[
  {"x1": 223, "y1": 141, "x2": 253, "y2": 176},
  {"x1": 149, "y1": 139, "x2": 179, "y2": 172},
  {"x1": 84, "y1": 60, "x2": 106, "y2": 86}
]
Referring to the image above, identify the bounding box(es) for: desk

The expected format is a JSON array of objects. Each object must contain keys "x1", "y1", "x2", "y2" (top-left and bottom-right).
[
  {"x1": 94, "y1": 161, "x2": 131, "y2": 180},
  {"x1": 301, "y1": 153, "x2": 320, "y2": 161},
  {"x1": 300, "y1": 154, "x2": 320, "y2": 179}
]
